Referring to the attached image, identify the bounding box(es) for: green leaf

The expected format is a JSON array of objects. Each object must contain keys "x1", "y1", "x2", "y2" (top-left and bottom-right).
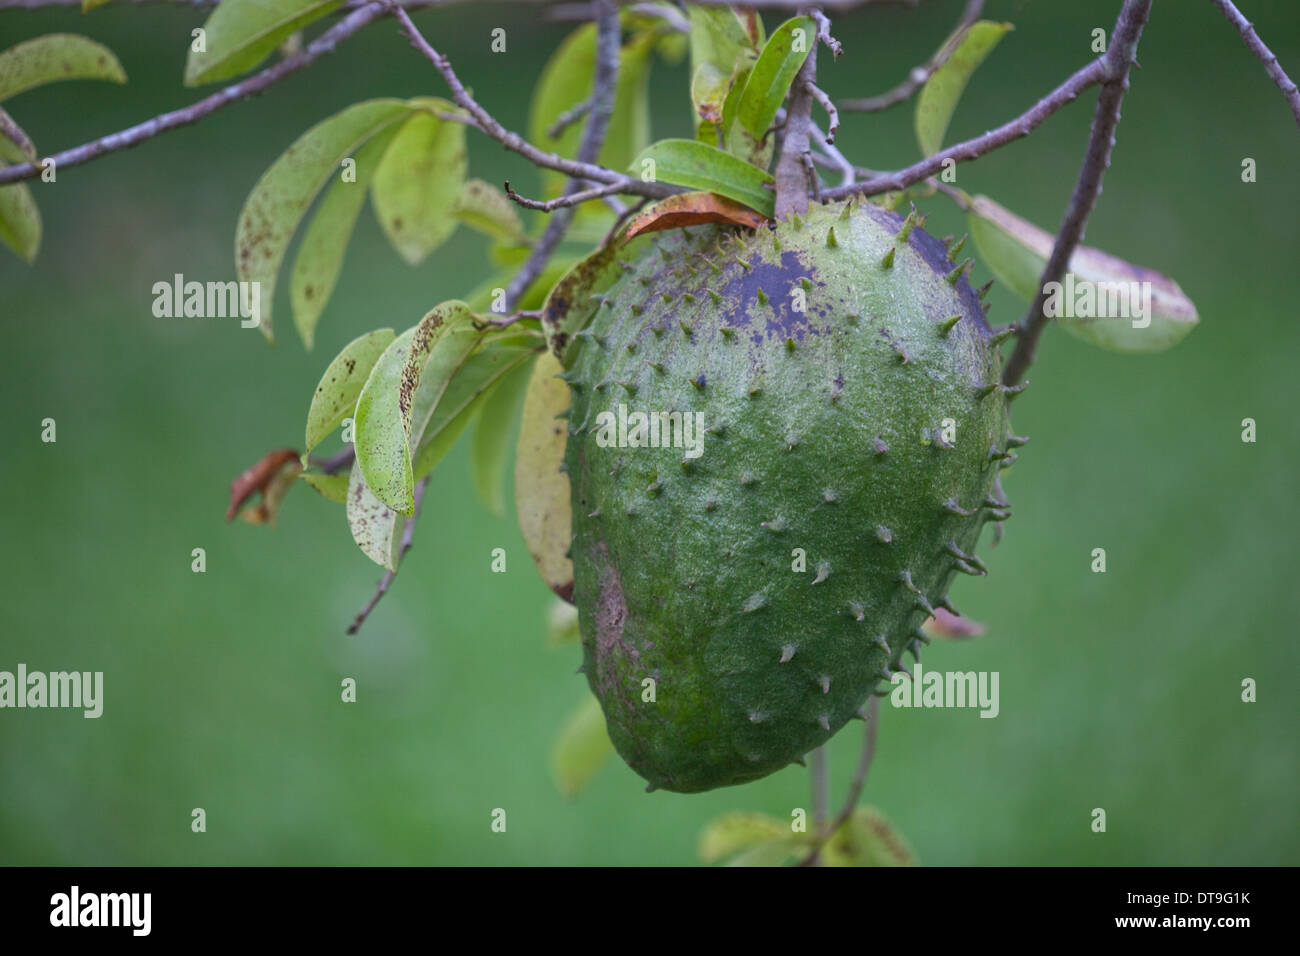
[
  {"x1": 235, "y1": 98, "x2": 412, "y2": 342},
  {"x1": 303, "y1": 327, "x2": 395, "y2": 455},
  {"x1": 698, "y1": 812, "x2": 789, "y2": 864},
  {"x1": 0, "y1": 34, "x2": 126, "y2": 101},
  {"x1": 822, "y1": 807, "x2": 917, "y2": 866},
  {"x1": 719, "y1": 63, "x2": 752, "y2": 144},
  {"x1": 371, "y1": 100, "x2": 467, "y2": 266},
  {"x1": 298, "y1": 470, "x2": 349, "y2": 504},
  {"x1": 529, "y1": 24, "x2": 657, "y2": 200},
  {"x1": 354, "y1": 302, "x2": 481, "y2": 516},
  {"x1": 411, "y1": 334, "x2": 539, "y2": 481},
  {"x1": 453, "y1": 178, "x2": 526, "y2": 245},
  {"x1": 469, "y1": 355, "x2": 533, "y2": 517},
  {"x1": 968, "y1": 195, "x2": 1199, "y2": 353},
  {"x1": 629, "y1": 138, "x2": 774, "y2": 217},
  {"x1": 0, "y1": 106, "x2": 36, "y2": 161},
  {"x1": 184, "y1": 0, "x2": 341, "y2": 87},
  {"x1": 82, "y1": 0, "x2": 115, "y2": 11},
  {"x1": 345, "y1": 464, "x2": 405, "y2": 571},
  {"x1": 0, "y1": 181, "x2": 40, "y2": 263},
  {"x1": 515, "y1": 351, "x2": 574, "y2": 600},
  {"x1": 550, "y1": 693, "x2": 615, "y2": 798},
  {"x1": 730, "y1": 16, "x2": 814, "y2": 146},
  {"x1": 290, "y1": 125, "x2": 400, "y2": 349},
  {"x1": 915, "y1": 21, "x2": 1014, "y2": 157}
]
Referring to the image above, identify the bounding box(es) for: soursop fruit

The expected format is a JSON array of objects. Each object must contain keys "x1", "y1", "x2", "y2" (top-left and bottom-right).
[{"x1": 551, "y1": 198, "x2": 1021, "y2": 793}]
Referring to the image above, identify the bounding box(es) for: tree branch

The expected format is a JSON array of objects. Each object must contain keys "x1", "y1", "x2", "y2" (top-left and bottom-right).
[
  {"x1": 504, "y1": 179, "x2": 627, "y2": 212},
  {"x1": 822, "y1": 50, "x2": 1111, "y2": 201},
  {"x1": 810, "y1": 745, "x2": 829, "y2": 837},
  {"x1": 773, "y1": 37, "x2": 818, "y2": 219},
  {"x1": 1211, "y1": 0, "x2": 1300, "y2": 129},
  {"x1": 386, "y1": 2, "x2": 670, "y2": 206},
  {"x1": 503, "y1": 0, "x2": 621, "y2": 308},
  {"x1": 802, "y1": 696, "x2": 880, "y2": 865},
  {"x1": 840, "y1": 0, "x2": 983, "y2": 112},
  {"x1": 1002, "y1": 0, "x2": 1152, "y2": 385},
  {"x1": 0, "y1": 2, "x2": 389, "y2": 186},
  {"x1": 346, "y1": 476, "x2": 430, "y2": 636}
]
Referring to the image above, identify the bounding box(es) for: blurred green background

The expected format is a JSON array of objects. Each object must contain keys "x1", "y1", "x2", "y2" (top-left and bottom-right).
[{"x1": 1, "y1": 0, "x2": 1297, "y2": 865}]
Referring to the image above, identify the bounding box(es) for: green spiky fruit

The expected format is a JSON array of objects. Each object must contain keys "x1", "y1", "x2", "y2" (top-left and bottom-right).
[{"x1": 556, "y1": 199, "x2": 1019, "y2": 793}]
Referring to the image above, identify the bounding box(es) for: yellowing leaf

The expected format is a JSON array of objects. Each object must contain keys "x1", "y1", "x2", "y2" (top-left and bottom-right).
[
  {"x1": 822, "y1": 807, "x2": 917, "y2": 867},
  {"x1": 550, "y1": 693, "x2": 615, "y2": 798},
  {"x1": 454, "y1": 178, "x2": 526, "y2": 245},
  {"x1": 0, "y1": 180, "x2": 40, "y2": 263},
  {"x1": 371, "y1": 101, "x2": 467, "y2": 266},
  {"x1": 298, "y1": 471, "x2": 349, "y2": 504},
  {"x1": 698, "y1": 812, "x2": 789, "y2": 864},
  {"x1": 290, "y1": 125, "x2": 400, "y2": 348},
  {"x1": 0, "y1": 34, "x2": 126, "y2": 101},
  {"x1": 515, "y1": 351, "x2": 574, "y2": 602},
  {"x1": 968, "y1": 195, "x2": 1199, "y2": 353},
  {"x1": 346, "y1": 464, "x2": 405, "y2": 571},
  {"x1": 234, "y1": 98, "x2": 412, "y2": 342}
]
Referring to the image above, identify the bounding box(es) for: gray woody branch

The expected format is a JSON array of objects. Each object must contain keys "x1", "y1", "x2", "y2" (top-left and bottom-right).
[{"x1": 1001, "y1": 0, "x2": 1153, "y2": 385}]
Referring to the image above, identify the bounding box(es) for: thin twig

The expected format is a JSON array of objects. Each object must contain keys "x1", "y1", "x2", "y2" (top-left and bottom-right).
[
  {"x1": 311, "y1": 445, "x2": 356, "y2": 475},
  {"x1": 1211, "y1": 0, "x2": 1300, "y2": 129},
  {"x1": 1002, "y1": 0, "x2": 1152, "y2": 385},
  {"x1": 502, "y1": 0, "x2": 622, "y2": 308},
  {"x1": 0, "y1": 3, "x2": 389, "y2": 186},
  {"x1": 811, "y1": 9, "x2": 844, "y2": 58},
  {"x1": 386, "y1": 2, "x2": 670, "y2": 209},
  {"x1": 822, "y1": 49, "x2": 1112, "y2": 201},
  {"x1": 807, "y1": 82, "x2": 839, "y2": 143},
  {"x1": 347, "y1": 476, "x2": 431, "y2": 636},
  {"x1": 810, "y1": 746, "x2": 829, "y2": 834},
  {"x1": 811, "y1": 121, "x2": 855, "y2": 187},
  {"x1": 504, "y1": 179, "x2": 626, "y2": 212},
  {"x1": 840, "y1": 0, "x2": 984, "y2": 112},
  {"x1": 545, "y1": 97, "x2": 593, "y2": 140},
  {"x1": 802, "y1": 696, "x2": 880, "y2": 865}
]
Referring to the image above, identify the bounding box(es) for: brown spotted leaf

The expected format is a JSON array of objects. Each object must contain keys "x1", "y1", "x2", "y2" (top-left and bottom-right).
[
  {"x1": 303, "y1": 327, "x2": 395, "y2": 457},
  {"x1": 353, "y1": 301, "x2": 480, "y2": 516}
]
